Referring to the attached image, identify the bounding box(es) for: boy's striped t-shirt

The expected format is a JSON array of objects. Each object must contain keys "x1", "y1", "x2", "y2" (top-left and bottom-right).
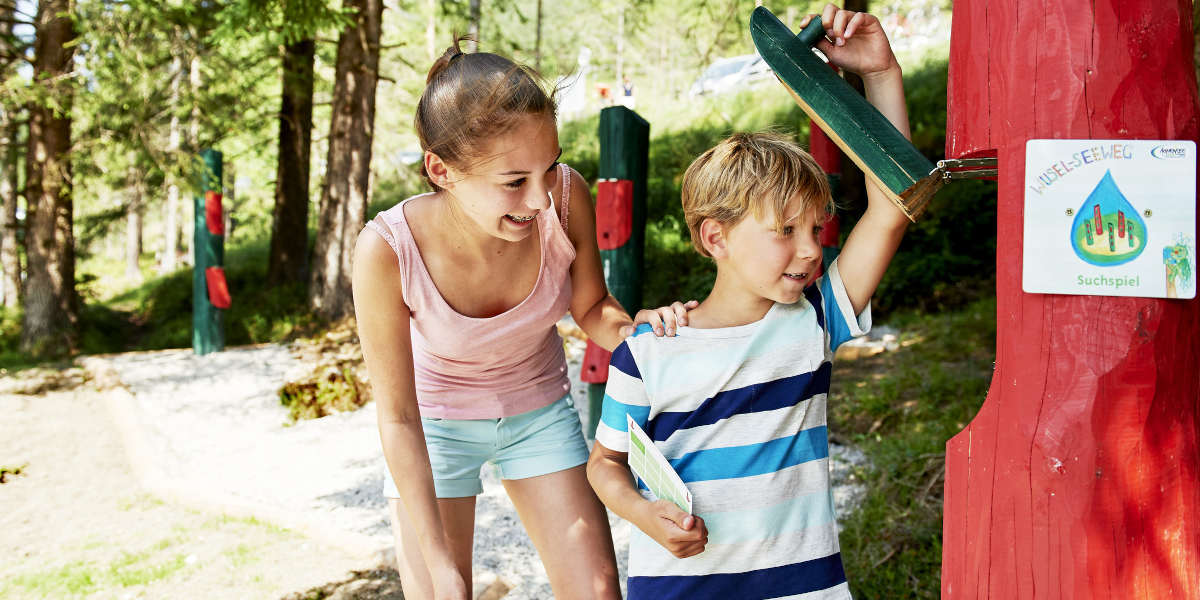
[{"x1": 596, "y1": 260, "x2": 870, "y2": 600}]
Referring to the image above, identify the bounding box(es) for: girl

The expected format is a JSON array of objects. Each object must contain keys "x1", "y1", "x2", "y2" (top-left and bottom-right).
[{"x1": 352, "y1": 38, "x2": 691, "y2": 599}]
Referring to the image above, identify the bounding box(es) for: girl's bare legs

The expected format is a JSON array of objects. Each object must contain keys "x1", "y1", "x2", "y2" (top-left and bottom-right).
[
  {"x1": 389, "y1": 496, "x2": 477, "y2": 598},
  {"x1": 503, "y1": 465, "x2": 621, "y2": 599}
]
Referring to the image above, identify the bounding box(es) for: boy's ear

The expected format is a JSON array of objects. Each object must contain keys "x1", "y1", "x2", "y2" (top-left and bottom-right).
[
  {"x1": 424, "y1": 151, "x2": 455, "y2": 189},
  {"x1": 699, "y1": 218, "x2": 728, "y2": 259}
]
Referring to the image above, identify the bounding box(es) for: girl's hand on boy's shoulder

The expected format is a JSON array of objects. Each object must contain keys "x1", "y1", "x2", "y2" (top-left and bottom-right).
[
  {"x1": 800, "y1": 3, "x2": 899, "y2": 80},
  {"x1": 638, "y1": 500, "x2": 708, "y2": 559},
  {"x1": 622, "y1": 300, "x2": 699, "y2": 338}
]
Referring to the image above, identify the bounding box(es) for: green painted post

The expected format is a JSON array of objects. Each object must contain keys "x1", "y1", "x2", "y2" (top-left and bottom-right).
[
  {"x1": 582, "y1": 106, "x2": 649, "y2": 438},
  {"x1": 193, "y1": 149, "x2": 230, "y2": 355}
]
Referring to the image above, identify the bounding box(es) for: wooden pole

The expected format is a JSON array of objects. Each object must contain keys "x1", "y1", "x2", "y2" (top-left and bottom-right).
[{"x1": 943, "y1": 2, "x2": 1200, "y2": 597}]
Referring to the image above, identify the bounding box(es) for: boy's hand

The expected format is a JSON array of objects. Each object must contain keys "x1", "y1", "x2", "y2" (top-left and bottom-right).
[
  {"x1": 621, "y1": 300, "x2": 699, "y2": 338},
  {"x1": 799, "y1": 3, "x2": 899, "y2": 80},
  {"x1": 638, "y1": 499, "x2": 708, "y2": 558}
]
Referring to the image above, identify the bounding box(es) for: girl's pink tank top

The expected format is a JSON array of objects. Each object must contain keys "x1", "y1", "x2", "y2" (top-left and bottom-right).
[{"x1": 363, "y1": 163, "x2": 577, "y2": 419}]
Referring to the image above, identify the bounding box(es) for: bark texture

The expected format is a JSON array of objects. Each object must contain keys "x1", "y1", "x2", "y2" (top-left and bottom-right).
[
  {"x1": 21, "y1": 0, "x2": 77, "y2": 356},
  {"x1": 308, "y1": 0, "x2": 382, "y2": 319},
  {"x1": 267, "y1": 38, "x2": 315, "y2": 287}
]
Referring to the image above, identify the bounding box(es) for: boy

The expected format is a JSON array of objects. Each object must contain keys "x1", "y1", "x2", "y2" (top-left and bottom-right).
[{"x1": 586, "y1": 5, "x2": 911, "y2": 599}]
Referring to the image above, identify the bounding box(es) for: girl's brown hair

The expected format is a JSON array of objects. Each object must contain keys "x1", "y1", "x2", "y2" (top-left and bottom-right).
[{"x1": 416, "y1": 36, "x2": 557, "y2": 189}]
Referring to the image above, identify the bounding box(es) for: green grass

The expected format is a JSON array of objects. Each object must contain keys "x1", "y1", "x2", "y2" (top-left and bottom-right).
[
  {"x1": 3, "y1": 541, "x2": 191, "y2": 597},
  {"x1": 831, "y1": 296, "x2": 996, "y2": 598}
]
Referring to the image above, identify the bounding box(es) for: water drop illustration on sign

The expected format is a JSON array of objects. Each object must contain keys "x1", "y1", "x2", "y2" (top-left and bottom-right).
[{"x1": 1070, "y1": 170, "x2": 1147, "y2": 266}]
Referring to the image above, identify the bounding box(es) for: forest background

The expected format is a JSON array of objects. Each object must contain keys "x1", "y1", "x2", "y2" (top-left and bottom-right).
[
  {"x1": 0, "y1": 0, "x2": 991, "y2": 363},
  {"x1": 0, "y1": 0, "x2": 1014, "y2": 597}
]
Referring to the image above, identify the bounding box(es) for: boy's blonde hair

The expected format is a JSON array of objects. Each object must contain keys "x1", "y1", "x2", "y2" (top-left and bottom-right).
[{"x1": 681, "y1": 132, "x2": 833, "y2": 257}]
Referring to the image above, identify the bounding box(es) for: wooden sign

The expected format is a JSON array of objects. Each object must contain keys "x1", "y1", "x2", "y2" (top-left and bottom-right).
[
  {"x1": 749, "y1": 7, "x2": 942, "y2": 221},
  {"x1": 1023, "y1": 139, "x2": 1196, "y2": 299}
]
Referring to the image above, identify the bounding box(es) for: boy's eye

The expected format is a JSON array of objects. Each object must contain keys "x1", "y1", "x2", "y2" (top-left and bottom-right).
[
  {"x1": 504, "y1": 178, "x2": 526, "y2": 189},
  {"x1": 780, "y1": 225, "x2": 795, "y2": 236}
]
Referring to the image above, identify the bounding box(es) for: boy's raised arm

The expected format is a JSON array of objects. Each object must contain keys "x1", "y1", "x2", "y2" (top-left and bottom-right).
[{"x1": 801, "y1": 4, "x2": 913, "y2": 315}]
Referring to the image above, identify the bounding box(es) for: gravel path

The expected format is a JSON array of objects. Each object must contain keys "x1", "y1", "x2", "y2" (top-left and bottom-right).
[{"x1": 71, "y1": 331, "x2": 866, "y2": 599}]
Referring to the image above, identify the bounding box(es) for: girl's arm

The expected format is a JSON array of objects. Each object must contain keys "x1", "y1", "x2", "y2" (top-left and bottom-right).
[
  {"x1": 801, "y1": 4, "x2": 912, "y2": 315},
  {"x1": 586, "y1": 443, "x2": 708, "y2": 558},
  {"x1": 352, "y1": 230, "x2": 467, "y2": 600},
  {"x1": 563, "y1": 169, "x2": 696, "y2": 350}
]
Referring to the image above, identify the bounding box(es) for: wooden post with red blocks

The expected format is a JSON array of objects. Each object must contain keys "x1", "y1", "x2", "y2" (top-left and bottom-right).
[
  {"x1": 809, "y1": 103, "x2": 842, "y2": 277},
  {"x1": 193, "y1": 148, "x2": 229, "y2": 355},
  {"x1": 582, "y1": 105, "x2": 649, "y2": 438},
  {"x1": 942, "y1": 2, "x2": 1200, "y2": 597}
]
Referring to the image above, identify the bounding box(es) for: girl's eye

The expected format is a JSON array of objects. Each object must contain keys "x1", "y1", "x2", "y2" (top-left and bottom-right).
[{"x1": 505, "y1": 178, "x2": 526, "y2": 189}]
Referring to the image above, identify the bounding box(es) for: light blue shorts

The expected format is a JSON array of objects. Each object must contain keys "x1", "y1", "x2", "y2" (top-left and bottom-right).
[{"x1": 382, "y1": 394, "x2": 590, "y2": 499}]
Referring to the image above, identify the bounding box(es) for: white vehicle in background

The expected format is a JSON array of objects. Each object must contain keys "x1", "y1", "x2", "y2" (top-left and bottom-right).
[{"x1": 689, "y1": 54, "x2": 774, "y2": 98}]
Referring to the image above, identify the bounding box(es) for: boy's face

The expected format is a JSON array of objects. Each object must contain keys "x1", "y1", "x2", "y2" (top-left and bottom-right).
[{"x1": 719, "y1": 195, "x2": 825, "y2": 305}]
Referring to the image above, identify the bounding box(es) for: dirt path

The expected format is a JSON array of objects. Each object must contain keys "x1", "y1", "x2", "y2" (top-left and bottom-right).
[{"x1": 0, "y1": 383, "x2": 401, "y2": 600}]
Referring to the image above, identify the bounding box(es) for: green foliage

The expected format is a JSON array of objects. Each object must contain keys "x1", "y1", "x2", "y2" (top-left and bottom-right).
[
  {"x1": 559, "y1": 57, "x2": 996, "y2": 315},
  {"x1": 278, "y1": 366, "x2": 367, "y2": 422},
  {"x1": 831, "y1": 297, "x2": 996, "y2": 598}
]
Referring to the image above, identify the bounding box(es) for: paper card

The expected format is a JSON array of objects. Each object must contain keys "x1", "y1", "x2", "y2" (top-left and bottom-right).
[
  {"x1": 1023, "y1": 139, "x2": 1196, "y2": 299},
  {"x1": 626, "y1": 414, "x2": 693, "y2": 514}
]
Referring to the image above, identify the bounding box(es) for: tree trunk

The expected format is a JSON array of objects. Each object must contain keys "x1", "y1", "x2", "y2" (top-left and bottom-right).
[
  {"x1": 0, "y1": 103, "x2": 19, "y2": 309},
  {"x1": 267, "y1": 38, "x2": 314, "y2": 287},
  {"x1": 467, "y1": 0, "x2": 480, "y2": 51},
  {"x1": 21, "y1": 0, "x2": 77, "y2": 356},
  {"x1": 185, "y1": 52, "x2": 202, "y2": 267},
  {"x1": 0, "y1": 0, "x2": 20, "y2": 308},
  {"x1": 534, "y1": 0, "x2": 542, "y2": 72},
  {"x1": 426, "y1": 0, "x2": 436, "y2": 61},
  {"x1": 161, "y1": 53, "x2": 183, "y2": 274},
  {"x1": 125, "y1": 164, "x2": 144, "y2": 284},
  {"x1": 309, "y1": 0, "x2": 382, "y2": 319},
  {"x1": 224, "y1": 161, "x2": 235, "y2": 241}
]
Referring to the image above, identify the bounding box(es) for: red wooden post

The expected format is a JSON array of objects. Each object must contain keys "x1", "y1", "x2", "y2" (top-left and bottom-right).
[
  {"x1": 810, "y1": 110, "x2": 842, "y2": 279},
  {"x1": 943, "y1": 2, "x2": 1200, "y2": 598}
]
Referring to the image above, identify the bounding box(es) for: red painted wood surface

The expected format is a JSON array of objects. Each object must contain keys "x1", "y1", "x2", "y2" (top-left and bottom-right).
[
  {"x1": 580, "y1": 340, "x2": 611, "y2": 384},
  {"x1": 204, "y1": 267, "x2": 231, "y2": 309},
  {"x1": 205, "y1": 191, "x2": 224, "y2": 236},
  {"x1": 595, "y1": 179, "x2": 634, "y2": 250},
  {"x1": 943, "y1": 2, "x2": 1200, "y2": 598}
]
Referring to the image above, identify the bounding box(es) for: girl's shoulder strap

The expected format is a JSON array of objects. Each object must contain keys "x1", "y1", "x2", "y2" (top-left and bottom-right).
[{"x1": 557, "y1": 162, "x2": 572, "y2": 231}]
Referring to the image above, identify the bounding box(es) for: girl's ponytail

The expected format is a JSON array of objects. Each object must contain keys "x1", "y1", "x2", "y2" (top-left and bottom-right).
[{"x1": 425, "y1": 36, "x2": 470, "y2": 85}]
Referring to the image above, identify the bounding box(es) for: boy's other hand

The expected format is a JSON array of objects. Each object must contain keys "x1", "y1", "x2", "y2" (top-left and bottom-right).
[
  {"x1": 623, "y1": 300, "x2": 699, "y2": 338},
  {"x1": 641, "y1": 499, "x2": 708, "y2": 558},
  {"x1": 799, "y1": 3, "x2": 899, "y2": 80}
]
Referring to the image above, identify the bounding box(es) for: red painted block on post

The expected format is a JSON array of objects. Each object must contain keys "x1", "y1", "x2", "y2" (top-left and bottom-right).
[
  {"x1": 205, "y1": 267, "x2": 232, "y2": 309},
  {"x1": 595, "y1": 179, "x2": 634, "y2": 250},
  {"x1": 580, "y1": 340, "x2": 612, "y2": 384},
  {"x1": 943, "y1": 1, "x2": 1200, "y2": 598},
  {"x1": 205, "y1": 191, "x2": 224, "y2": 236}
]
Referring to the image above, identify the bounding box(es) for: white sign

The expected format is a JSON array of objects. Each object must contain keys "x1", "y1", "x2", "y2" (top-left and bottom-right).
[
  {"x1": 1023, "y1": 139, "x2": 1196, "y2": 299},
  {"x1": 627, "y1": 415, "x2": 692, "y2": 514}
]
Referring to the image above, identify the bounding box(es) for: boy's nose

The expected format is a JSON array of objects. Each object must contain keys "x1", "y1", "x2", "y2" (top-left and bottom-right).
[{"x1": 797, "y1": 235, "x2": 821, "y2": 262}]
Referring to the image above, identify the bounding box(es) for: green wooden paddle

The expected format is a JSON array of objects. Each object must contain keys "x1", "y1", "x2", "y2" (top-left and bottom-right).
[{"x1": 750, "y1": 6, "x2": 946, "y2": 221}]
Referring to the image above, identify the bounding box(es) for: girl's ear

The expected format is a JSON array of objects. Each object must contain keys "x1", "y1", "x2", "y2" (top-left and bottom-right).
[
  {"x1": 699, "y1": 218, "x2": 729, "y2": 259},
  {"x1": 425, "y1": 151, "x2": 454, "y2": 189}
]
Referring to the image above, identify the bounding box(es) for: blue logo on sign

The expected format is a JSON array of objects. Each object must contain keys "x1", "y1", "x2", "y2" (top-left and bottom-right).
[{"x1": 1150, "y1": 144, "x2": 1188, "y2": 160}]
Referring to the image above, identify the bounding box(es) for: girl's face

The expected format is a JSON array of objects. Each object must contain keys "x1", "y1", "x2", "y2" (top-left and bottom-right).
[
  {"x1": 720, "y1": 197, "x2": 826, "y2": 305},
  {"x1": 437, "y1": 113, "x2": 563, "y2": 243}
]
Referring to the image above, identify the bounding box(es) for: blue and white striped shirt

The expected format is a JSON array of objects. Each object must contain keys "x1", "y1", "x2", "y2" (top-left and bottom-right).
[{"x1": 596, "y1": 259, "x2": 870, "y2": 600}]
